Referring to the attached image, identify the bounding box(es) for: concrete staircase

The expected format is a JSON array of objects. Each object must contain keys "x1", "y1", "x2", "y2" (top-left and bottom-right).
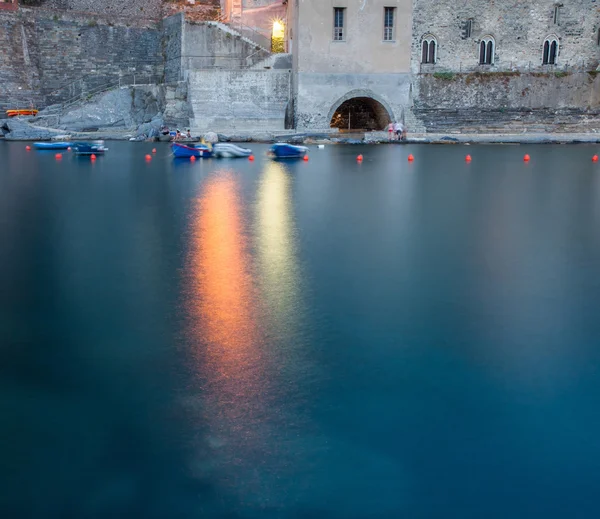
[{"x1": 205, "y1": 20, "x2": 271, "y2": 55}]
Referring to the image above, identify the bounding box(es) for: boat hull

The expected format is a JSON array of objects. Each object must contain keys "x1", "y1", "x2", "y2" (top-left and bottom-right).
[
  {"x1": 6, "y1": 109, "x2": 38, "y2": 118},
  {"x1": 33, "y1": 142, "x2": 73, "y2": 150},
  {"x1": 71, "y1": 141, "x2": 107, "y2": 155},
  {"x1": 212, "y1": 143, "x2": 252, "y2": 158},
  {"x1": 171, "y1": 142, "x2": 213, "y2": 158},
  {"x1": 269, "y1": 143, "x2": 309, "y2": 159}
]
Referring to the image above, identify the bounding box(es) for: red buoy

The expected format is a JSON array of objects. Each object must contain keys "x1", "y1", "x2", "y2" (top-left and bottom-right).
[
  {"x1": 524, "y1": 154, "x2": 531, "y2": 162},
  {"x1": 190, "y1": 155, "x2": 196, "y2": 162},
  {"x1": 145, "y1": 154, "x2": 152, "y2": 161},
  {"x1": 408, "y1": 154, "x2": 415, "y2": 162},
  {"x1": 152, "y1": 148, "x2": 157, "y2": 153},
  {"x1": 249, "y1": 155, "x2": 255, "y2": 161},
  {"x1": 55, "y1": 153, "x2": 62, "y2": 160},
  {"x1": 357, "y1": 154, "x2": 363, "y2": 162},
  {"x1": 303, "y1": 155, "x2": 309, "y2": 161},
  {"x1": 90, "y1": 154, "x2": 96, "y2": 161},
  {"x1": 593, "y1": 155, "x2": 598, "y2": 162},
  {"x1": 465, "y1": 154, "x2": 472, "y2": 162},
  {"x1": 25, "y1": 145, "x2": 31, "y2": 151}
]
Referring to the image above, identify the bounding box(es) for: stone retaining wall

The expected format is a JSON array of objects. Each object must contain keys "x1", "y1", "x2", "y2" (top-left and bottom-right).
[
  {"x1": 413, "y1": 71, "x2": 600, "y2": 132},
  {"x1": 188, "y1": 68, "x2": 291, "y2": 130},
  {"x1": 0, "y1": 8, "x2": 162, "y2": 109}
]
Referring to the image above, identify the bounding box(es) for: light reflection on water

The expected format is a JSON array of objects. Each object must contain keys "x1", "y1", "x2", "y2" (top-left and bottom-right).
[{"x1": 255, "y1": 161, "x2": 302, "y2": 338}]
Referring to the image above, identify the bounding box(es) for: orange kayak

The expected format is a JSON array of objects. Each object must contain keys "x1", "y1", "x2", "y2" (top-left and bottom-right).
[{"x1": 6, "y1": 109, "x2": 38, "y2": 118}]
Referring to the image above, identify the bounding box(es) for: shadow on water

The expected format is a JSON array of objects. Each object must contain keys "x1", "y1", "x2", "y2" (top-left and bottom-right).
[{"x1": 0, "y1": 143, "x2": 235, "y2": 518}]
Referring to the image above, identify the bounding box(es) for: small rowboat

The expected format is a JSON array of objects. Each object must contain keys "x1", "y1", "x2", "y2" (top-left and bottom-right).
[
  {"x1": 268, "y1": 143, "x2": 308, "y2": 159},
  {"x1": 33, "y1": 142, "x2": 73, "y2": 150},
  {"x1": 172, "y1": 142, "x2": 213, "y2": 158},
  {"x1": 212, "y1": 143, "x2": 252, "y2": 158},
  {"x1": 6, "y1": 109, "x2": 38, "y2": 118}
]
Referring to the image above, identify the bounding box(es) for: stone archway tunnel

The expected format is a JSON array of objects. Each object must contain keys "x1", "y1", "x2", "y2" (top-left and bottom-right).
[{"x1": 330, "y1": 97, "x2": 392, "y2": 131}]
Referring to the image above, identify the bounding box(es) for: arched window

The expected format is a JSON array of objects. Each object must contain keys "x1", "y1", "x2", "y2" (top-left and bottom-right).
[
  {"x1": 543, "y1": 36, "x2": 559, "y2": 65},
  {"x1": 421, "y1": 35, "x2": 438, "y2": 64},
  {"x1": 479, "y1": 36, "x2": 495, "y2": 65}
]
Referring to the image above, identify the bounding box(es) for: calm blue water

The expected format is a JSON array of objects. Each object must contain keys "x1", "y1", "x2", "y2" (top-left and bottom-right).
[{"x1": 1, "y1": 141, "x2": 600, "y2": 518}]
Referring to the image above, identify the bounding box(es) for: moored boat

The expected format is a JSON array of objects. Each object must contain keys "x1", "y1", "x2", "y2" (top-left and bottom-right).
[
  {"x1": 212, "y1": 143, "x2": 252, "y2": 158},
  {"x1": 269, "y1": 143, "x2": 308, "y2": 159},
  {"x1": 33, "y1": 141, "x2": 73, "y2": 150},
  {"x1": 6, "y1": 109, "x2": 38, "y2": 118},
  {"x1": 171, "y1": 142, "x2": 213, "y2": 158},
  {"x1": 71, "y1": 141, "x2": 108, "y2": 155}
]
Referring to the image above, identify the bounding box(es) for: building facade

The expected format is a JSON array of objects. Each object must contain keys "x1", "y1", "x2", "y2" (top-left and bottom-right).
[
  {"x1": 413, "y1": 0, "x2": 600, "y2": 74},
  {"x1": 292, "y1": 0, "x2": 413, "y2": 130},
  {"x1": 290, "y1": 0, "x2": 600, "y2": 131}
]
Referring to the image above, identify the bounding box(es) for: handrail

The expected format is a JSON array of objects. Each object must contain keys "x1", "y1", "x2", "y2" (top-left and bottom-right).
[{"x1": 47, "y1": 74, "x2": 162, "y2": 111}]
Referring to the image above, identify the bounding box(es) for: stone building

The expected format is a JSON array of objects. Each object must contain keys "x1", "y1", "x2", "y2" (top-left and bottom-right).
[
  {"x1": 289, "y1": 0, "x2": 600, "y2": 132},
  {"x1": 291, "y1": 0, "x2": 413, "y2": 130},
  {"x1": 413, "y1": 0, "x2": 600, "y2": 74}
]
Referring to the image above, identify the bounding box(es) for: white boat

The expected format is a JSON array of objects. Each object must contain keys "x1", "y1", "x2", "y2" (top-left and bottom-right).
[{"x1": 212, "y1": 143, "x2": 252, "y2": 158}]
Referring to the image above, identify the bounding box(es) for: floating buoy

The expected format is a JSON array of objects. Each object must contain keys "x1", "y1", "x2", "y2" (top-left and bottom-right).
[
  {"x1": 249, "y1": 155, "x2": 255, "y2": 161},
  {"x1": 303, "y1": 155, "x2": 309, "y2": 161},
  {"x1": 593, "y1": 155, "x2": 598, "y2": 162},
  {"x1": 524, "y1": 154, "x2": 531, "y2": 162},
  {"x1": 55, "y1": 153, "x2": 62, "y2": 160},
  {"x1": 465, "y1": 154, "x2": 472, "y2": 162},
  {"x1": 90, "y1": 154, "x2": 96, "y2": 161},
  {"x1": 190, "y1": 155, "x2": 196, "y2": 162},
  {"x1": 357, "y1": 154, "x2": 363, "y2": 162},
  {"x1": 318, "y1": 144, "x2": 325, "y2": 149},
  {"x1": 408, "y1": 154, "x2": 415, "y2": 162},
  {"x1": 67, "y1": 146, "x2": 71, "y2": 151},
  {"x1": 25, "y1": 145, "x2": 31, "y2": 151},
  {"x1": 145, "y1": 154, "x2": 152, "y2": 161},
  {"x1": 152, "y1": 148, "x2": 157, "y2": 154}
]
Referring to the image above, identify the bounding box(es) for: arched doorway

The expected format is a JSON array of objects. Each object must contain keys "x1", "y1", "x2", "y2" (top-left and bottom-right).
[{"x1": 329, "y1": 96, "x2": 392, "y2": 131}]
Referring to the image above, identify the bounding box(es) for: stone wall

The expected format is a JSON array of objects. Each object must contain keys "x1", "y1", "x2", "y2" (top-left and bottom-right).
[
  {"x1": 33, "y1": 11, "x2": 162, "y2": 105},
  {"x1": 164, "y1": 13, "x2": 184, "y2": 83},
  {"x1": 295, "y1": 72, "x2": 411, "y2": 130},
  {"x1": 412, "y1": 0, "x2": 600, "y2": 74},
  {"x1": 187, "y1": 68, "x2": 291, "y2": 130},
  {"x1": 42, "y1": 0, "x2": 162, "y2": 19},
  {"x1": 0, "y1": 8, "x2": 162, "y2": 108},
  {"x1": 0, "y1": 11, "x2": 41, "y2": 110},
  {"x1": 412, "y1": 71, "x2": 600, "y2": 132}
]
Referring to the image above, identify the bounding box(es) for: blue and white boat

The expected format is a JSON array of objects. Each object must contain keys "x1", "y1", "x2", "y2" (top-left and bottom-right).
[
  {"x1": 33, "y1": 141, "x2": 73, "y2": 150},
  {"x1": 171, "y1": 142, "x2": 213, "y2": 158},
  {"x1": 71, "y1": 141, "x2": 107, "y2": 155},
  {"x1": 269, "y1": 143, "x2": 308, "y2": 159}
]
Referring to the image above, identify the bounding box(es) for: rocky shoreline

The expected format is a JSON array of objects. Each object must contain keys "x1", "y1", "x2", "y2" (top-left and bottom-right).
[{"x1": 3, "y1": 117, "x2": 600, "y2": 145}]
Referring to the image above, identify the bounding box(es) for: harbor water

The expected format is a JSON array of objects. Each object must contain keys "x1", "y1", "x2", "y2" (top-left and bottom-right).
[{"x1": 1, "y1": 141, "x2": 600, "y2": 518}]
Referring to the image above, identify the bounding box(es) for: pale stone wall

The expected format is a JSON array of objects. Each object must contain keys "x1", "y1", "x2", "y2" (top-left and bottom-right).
[
  {"x1": 295, "y1": 72, "x2": 411, "y2": 130},
  {"x1": 412, "y1": 0, "x2": 600, "y2": 74},
  {"x1": 188, "y1": 69, "x2": 291, "y2": 130},
  {"x1": 296, "y1": 0, "x2": 412, "y2": 74}
]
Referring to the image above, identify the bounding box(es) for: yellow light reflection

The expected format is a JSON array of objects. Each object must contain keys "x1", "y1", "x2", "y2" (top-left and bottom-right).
[{"x1": 255, "y1": 162, "x2": 300, "y2": 332}]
